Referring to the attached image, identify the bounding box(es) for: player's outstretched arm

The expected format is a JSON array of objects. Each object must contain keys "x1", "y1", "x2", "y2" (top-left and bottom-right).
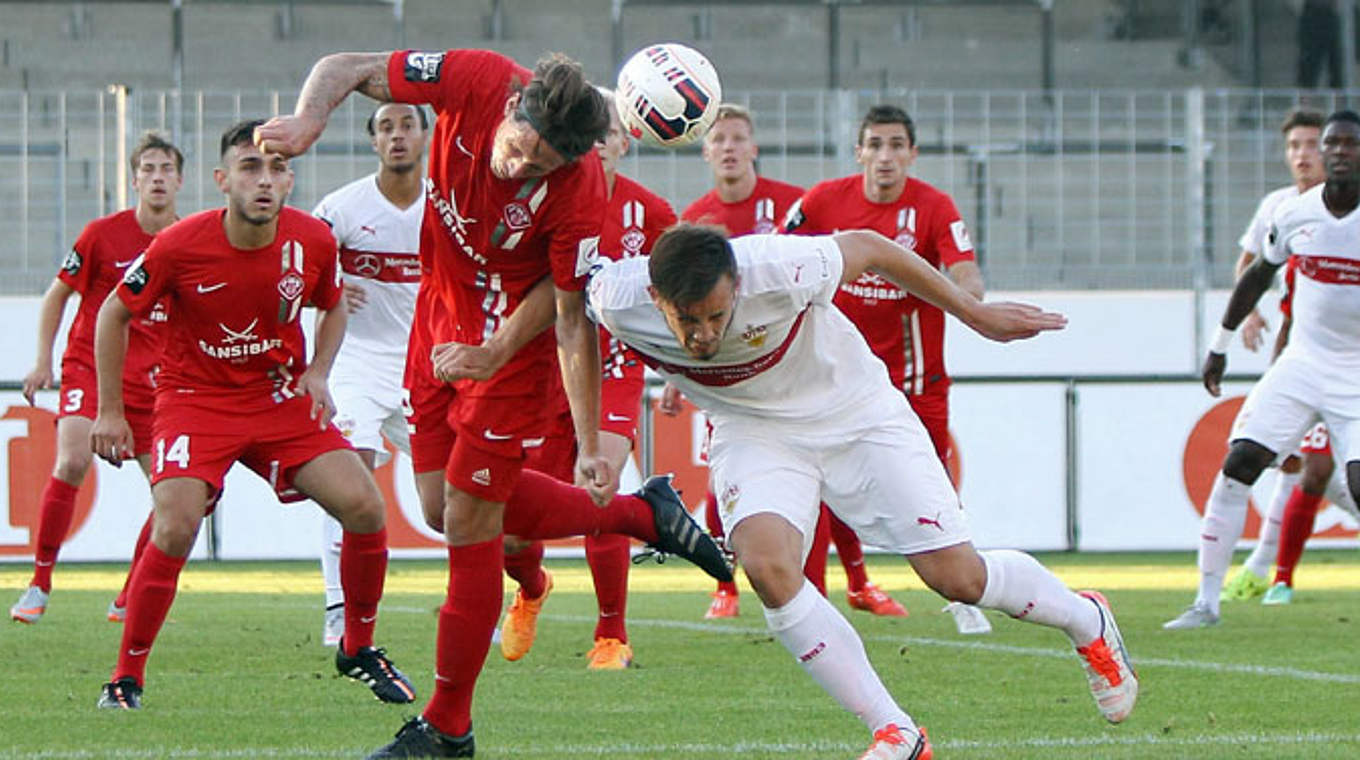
[
  {"x1": 254, "y1": 52, "x2": 393, "y2": 158},
  {"x1": 1233, "y1": 250, "x2": 1269, "y2": 351},
  {"x1": 1203, "y1": 254, "x2": 1281, "y2": 396},
  {"x1": 555, "y1": 287, "x2": 614, "y2": 506},
  {"x1": 298, "y1": 304, "x2": 348, "y2": 429},
  {"x1": 431, "y1": 275, "x2": 556, "y2": 383},
  {"x1": 23, "y1": 279, "x2": 76, "y2": 405},
  {"x1": 90, "y1": 294, "x2": 135, "y2": 466},
  {"x1": 834, "y1": 229, "x2": 1065, "y2": 343}
]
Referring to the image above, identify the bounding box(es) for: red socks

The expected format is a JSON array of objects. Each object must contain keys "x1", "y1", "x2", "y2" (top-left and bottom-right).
[
  {"x1": 114, "y1": 512, "x2": 155, "y2": 609},
  {"x1": 705, "y1": 491, "x2": 739, "y2": 596},
  {"x1": 802, "y1": 510, "x2": 830, "y2": 596},
  {"x1": 424, "y1": 537, "x2": 503, "y2": 738},
  {"x1": 828, "y1": 510, "x2": 870, "y2": 592},
  {"x1": 113, "y1": 543, "x2": 187, "y2": 686},
  {"x1": 1274, "y1": 487, "x2": 1322, "y2": 587},
  {"x1": 30, "y1": 477, "x2": 80, "y2": 592},
  {"x1": 502, "y1": 470, "x2": 658, "y2": 544},
  {"x1": 340, "y1": 528, "x2": 388, "y2": 655},
  {"x1": 586, "y1": 533, "x2": 631, "y2": 642},
  {"x1": 503, "y1": 540, "x2": 548, "y2": 599}
]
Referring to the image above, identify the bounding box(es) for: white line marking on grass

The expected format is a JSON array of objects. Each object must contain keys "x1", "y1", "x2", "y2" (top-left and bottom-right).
[
  {"x1": 7, "y1": 731, "x2": 1360, "y2": 758},
  {"x1": 541, "y1": 614, "x2": 1360, "y2": 684}
]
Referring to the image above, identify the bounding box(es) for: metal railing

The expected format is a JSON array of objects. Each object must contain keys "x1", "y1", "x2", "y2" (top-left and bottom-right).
[{"x1": 1, "y1": 86, "x2": 1355, "y2": 294}]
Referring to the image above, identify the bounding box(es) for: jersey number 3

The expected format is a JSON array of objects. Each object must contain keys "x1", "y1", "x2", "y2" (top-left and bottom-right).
[{"x1": 156, "y1": 434, "x2": 191, "y2": 473}]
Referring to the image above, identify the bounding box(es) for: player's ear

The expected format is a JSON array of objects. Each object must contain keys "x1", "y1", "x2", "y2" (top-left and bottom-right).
[
  {"x1": 503, "y1": 92, "x2": 520, "y2": 119},
  {"x1": 647, "y1": 284, "x2": 661, "y2": 307},
  {"x1": 212, "y1": 166, "x2": 228, "y2": 192}
]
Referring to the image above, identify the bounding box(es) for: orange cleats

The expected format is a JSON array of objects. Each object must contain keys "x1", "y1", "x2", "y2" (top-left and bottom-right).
[
  {"x1": 10, "y1": 586, "x2": 48, "y2": 624},
  {"x1": 859, "y1": 725, "x2": 931, "y2": 760},
  {"x1": 1076, "y1": 590, "x2": 1138, "y2": 724},
  {"x1": 704, "y1": 589, "x2": 739, "y2": 619},
  {"x1": 585, "y1": 637, "x2": 633, "y2": 670},
  {"x1": 500, "y1": 569, "x2": 552, "y2": 662},
  {"x1": 847, "y1": 583, "x2": 908, "y2": 617}
]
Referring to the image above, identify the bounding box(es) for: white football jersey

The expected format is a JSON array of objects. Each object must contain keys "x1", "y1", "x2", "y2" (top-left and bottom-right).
[
  {"x1": 313, "y1": 174, "x2": 423, "y2": 386},
  {"x1": 1239, "y1": 185, "x2": 1302, "y2": 255},
  {"x1": 589, "y1": 234, "x2": 904, "y2": 428},
  {"x1": 1265, "y1": 185, "x2": 1360, "y2": 373}
]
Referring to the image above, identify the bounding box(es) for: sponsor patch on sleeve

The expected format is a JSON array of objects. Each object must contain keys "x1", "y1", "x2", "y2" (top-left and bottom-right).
[
  {"x1": 60, "y1": 249, "x2": 82, "y2": 276},
  {"x1": 403, "y1": 52, "x2": 445, "y2": 83},
  {"x1": 575, "y1": 235, "x2": 602, "y2": 278},
  {"x1": 950, "y1": 219, "x2": 974, "y2": 252},
  {"x1": 121, "y1": 254, "x2": 149, "y2": 294},
  {"x1": 782, "y1": 199, "x2": 805, "y2": 232}
]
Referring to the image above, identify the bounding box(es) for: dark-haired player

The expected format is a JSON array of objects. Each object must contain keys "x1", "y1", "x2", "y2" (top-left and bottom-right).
[
  {"x1": 1168, "y1": 110, "x2": 1360, "y2": 630},
  {"x1": 10, "y1": 131, "x2": 181, "y2": 625},
  {"x1": 312, "y1": 102, "x2": 428, "y2": 647},
  {"x1": 785, "y1": 104, "x2": 982, "y2": 623},
  {"x1": 91, "y1": 120, "x2": 412, "y2": 710},
  {"x1": 589, "y1": 223, "x2": 1135, "y2": 758},
  {"x1": 256, "y1": 48, "x2": 618, "y2": 757}
]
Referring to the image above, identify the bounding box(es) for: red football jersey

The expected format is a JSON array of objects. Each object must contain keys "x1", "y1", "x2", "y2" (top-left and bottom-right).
[
  {"x1": 387, "y1": 49, "x2": 607, "y2": 398},
  {"x1": 680, "y1": 176, "x2": 804, "y2": 236},
  {"x1": 545, "y1": 173, "x2": 677, "y2": 429},
  {"x1": 59, "y1": 209, "x2": 164, "y2": 389},
  {"x1": 783, "y1": 175, "x2": 975, "y2": 395},
  {"x1": 116, "y1": 208, "x2": 342, "y2": 399}
]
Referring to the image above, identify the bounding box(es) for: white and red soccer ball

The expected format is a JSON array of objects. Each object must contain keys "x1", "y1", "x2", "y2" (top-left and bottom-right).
[{"x1": 615, "y1": 43, "x2": 722, "y2": 149}]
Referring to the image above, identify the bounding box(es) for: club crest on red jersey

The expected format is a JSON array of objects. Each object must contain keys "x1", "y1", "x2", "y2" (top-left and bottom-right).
[
  {"x1": 621, "y1": 228, "x2": 646, "y2": 256},
  {"x1": 502, "y1": 201, "x2": 533, "y2": 232},
  {"x1": 277, "y1": 272, "x2": 305, "y2": 301}
]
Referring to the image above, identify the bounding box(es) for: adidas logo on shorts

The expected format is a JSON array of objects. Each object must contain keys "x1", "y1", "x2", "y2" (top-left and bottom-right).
[{"x1": 470, "y1": 468, "x2": 492, "y2": 487}]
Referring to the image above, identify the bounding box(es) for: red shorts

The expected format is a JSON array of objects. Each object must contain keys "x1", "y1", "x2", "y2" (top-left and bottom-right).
[
  {"x1": 59, "y1": 359, "x2": 156, "y2": 456},
  {"x1": 523, "y1": 434, "x2": 576, "y2": 483},
  {"x1": 405, "y1": 369, "x2": 456, "y2": 475},
  {"x1": 907, "y1": 391, "x2": 950, "y2": 464},
  {"x1": 600, "y1": 365, "x2": 645, "y2": 443},
  {"x1": 150, "y1": 393, "x2": 351, "y2": 502}
]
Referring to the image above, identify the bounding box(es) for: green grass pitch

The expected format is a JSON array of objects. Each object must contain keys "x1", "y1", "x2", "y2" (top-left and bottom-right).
[{"x1": 2, "y1": 551, "x2": 1358, "y2": 759}]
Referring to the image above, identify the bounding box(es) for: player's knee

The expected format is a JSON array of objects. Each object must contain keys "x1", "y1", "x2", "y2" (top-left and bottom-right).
[
  {"x1": 1222, "y1": 441, "x2": 1273, "y2": 485},
  {"x1": 1301, "y1": 455, "x2": 1335, "y2": 493},
  {"x1": 917, "y1": 561, "x2": 985, "y2": 604},
  {"x1": 740, "y1": 553, "x2": 803, "y2": 608},
  {"x1": 150, "y1": 513, "x2": 198, "y2": 557},
  {"x1": 340, "y1": 493, "x2": 386, "y2": 534},
  {"x1": 51, "y1": 452, "x2": 91, "y2": 485}
]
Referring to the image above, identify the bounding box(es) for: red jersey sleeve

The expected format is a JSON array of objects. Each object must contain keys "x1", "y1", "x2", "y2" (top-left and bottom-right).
[
  {"x1": 926, "y1": 192, "x2": 976, "y2": 268},
  {"x1": 308, "y1": 232, "x2": 343, "y2": 311},
  {"x1": 58, "y1": 219, "x2": 102, "y2": 294},
  {"x1": 387, "y1": 49, "x2": 522, "y2": 115},
  {"x1": 545, "y1": 156, "x2": 607, "y2": 291},
  {"x1": 645, "y1": 194, "x2": 678, "y2": 244},
  {"x1": 116, "y1": 239, "x2": 174, "y2": 318},
  {"x1": 781, "y1": 187, "x2": 828, "y2": 235}
]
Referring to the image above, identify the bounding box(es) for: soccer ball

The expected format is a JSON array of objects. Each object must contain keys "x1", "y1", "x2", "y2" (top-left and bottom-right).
[{"x1": 615, "y1": 43, "x2": 722, "y2": 149}]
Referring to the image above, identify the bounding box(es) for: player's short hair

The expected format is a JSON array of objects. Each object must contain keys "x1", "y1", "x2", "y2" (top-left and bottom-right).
[
  {"x1": 711, "y1": 103, "x2": 754, "y2": 133},
  {"x1": 219, "y1": 118, "x2": 267, "y2": 160},
  {"x1": 365, "y1": 103, "x2": 429, "y2": 136},
  {"x1": 1325, "y1": 109, "x2": 1360, "y2": 129},
  {"x1": 649, "y1": 224, "x2": 737, "y2": 308},
  {"x1": 858, "y1": 104, "x2": 916, "y2": 148},
  {"x1": 511, "y1": 52, "x2": 608, "y2": 162},
  {"x1": 1280, "y1": 108, "x2": 1325, "y2": 134},
  {"x1": 130, "y1": 130, "x2": 183, "y2": 174}
]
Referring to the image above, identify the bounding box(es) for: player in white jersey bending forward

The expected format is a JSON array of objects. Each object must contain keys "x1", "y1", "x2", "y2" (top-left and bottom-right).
[
  {"x1": 1166, "y1": 110, "x2": 1360, "y2": 630},
  {"x1": 587, "y1": 224, "x2": 1138, "y2": 759},
  {"x1": 312, "y1": 103, "x2": 427, "y2": 646}
]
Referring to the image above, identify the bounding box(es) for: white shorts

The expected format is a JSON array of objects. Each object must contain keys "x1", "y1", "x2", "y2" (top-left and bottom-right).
[
  {"x1": 331, "y1": 375, "x2": 410, "y2": 467},
  {"x1": 1233, "y1": 352, "x2": 1360, "y2": 465},
  {"x1": 707, "y1": 401, "x2": 970, "y2": 561}
]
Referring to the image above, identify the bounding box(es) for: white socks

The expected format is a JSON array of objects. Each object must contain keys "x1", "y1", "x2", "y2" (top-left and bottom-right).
[
  {"x1": 1197, "y1": 473, "x2": 1251, "y2": 614},
  {"x1": 321, "y1": 513, "x2": 344, "y2": 609},
  {"x1": 1243, "y1": 469, "x2": 1300, "y2": 578},
  {"x1": 764, "y1": 581, "x2": 914, "y2": 734},
  {"x1": 976, "y1": 549, "x2": 1101, "y2": 645}
]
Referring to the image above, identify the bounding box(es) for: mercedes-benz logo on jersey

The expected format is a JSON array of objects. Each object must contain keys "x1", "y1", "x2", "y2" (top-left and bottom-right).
[
  {"x1": 220, "y1": 319, "x2": 260, "y2": 344},
  {"x1": 277, "y1": 272, "x2": 305, "y2": 301},
  {"x1": 503, "y1": 201, "x2": 532, "y2": 232},
  {"x1": 621, "y1": 228, "x2": 646, "y2": 256},
  {"x1": 352, "y1": 253, "x2": 382, "y2": 278}
]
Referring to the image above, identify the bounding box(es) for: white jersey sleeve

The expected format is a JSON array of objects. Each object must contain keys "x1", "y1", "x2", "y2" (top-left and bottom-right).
[{"x1": 1239, "y1": 186, "x2": 1299, "y2": 256}]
